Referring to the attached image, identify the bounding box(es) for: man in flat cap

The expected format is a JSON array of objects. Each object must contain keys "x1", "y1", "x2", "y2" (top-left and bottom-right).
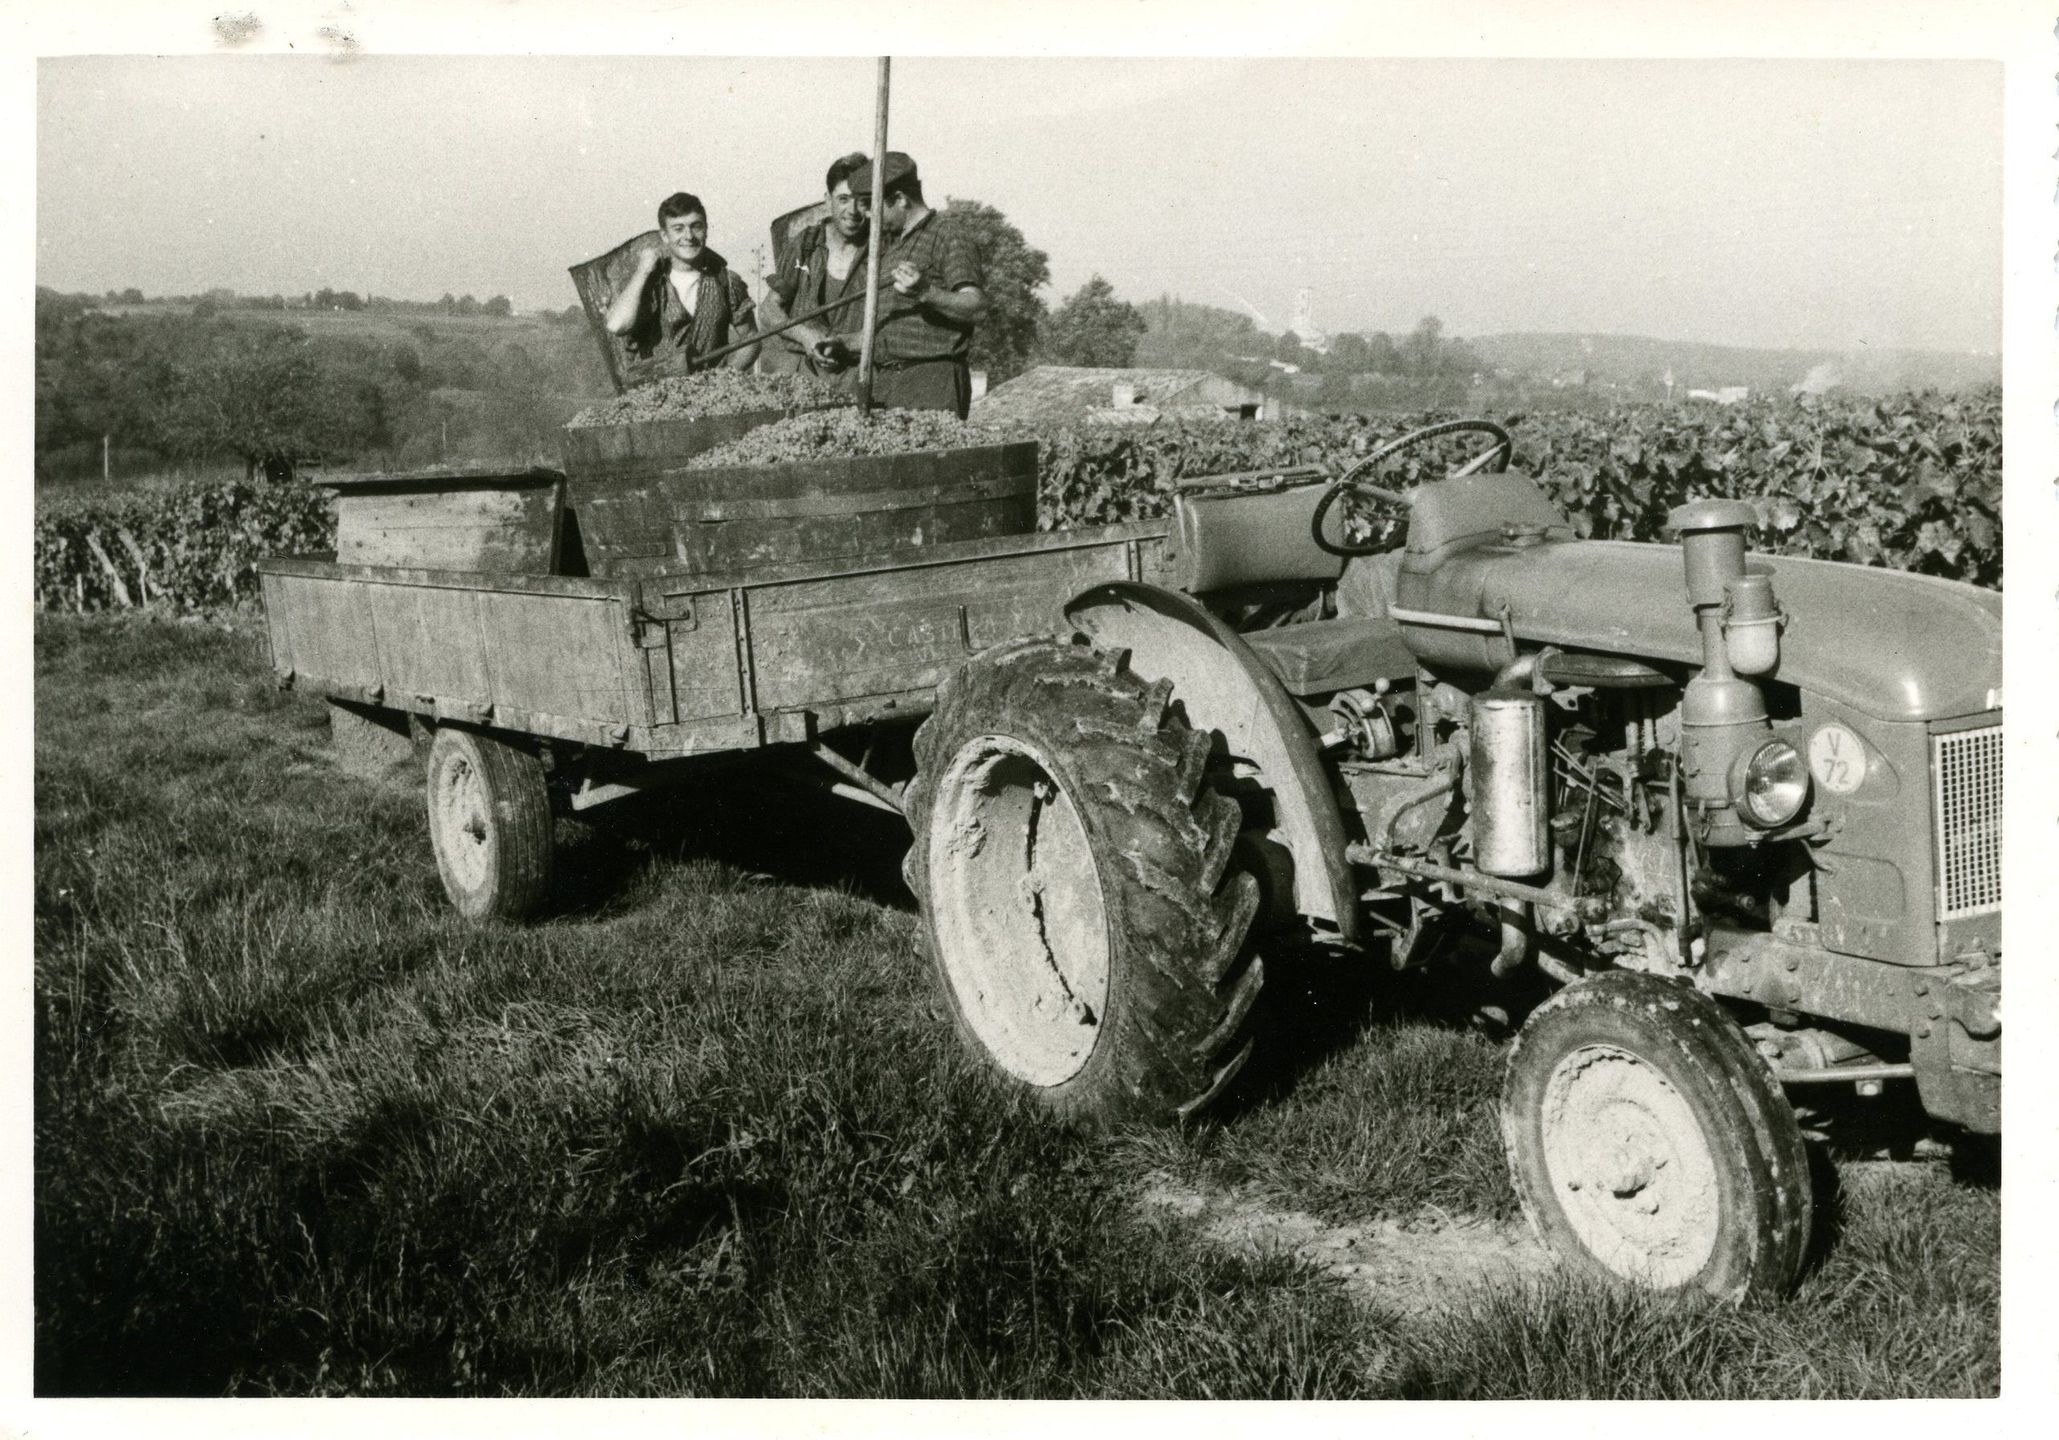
[{"x1": 848, "y1": 152, "x2": 988, "y2": 418}]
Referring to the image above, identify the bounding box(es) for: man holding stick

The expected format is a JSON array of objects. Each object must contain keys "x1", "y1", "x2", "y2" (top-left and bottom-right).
[
  {"x1": 758, "y1": 152, "x2": 873, "y2": 376},
  {"x1": 848, "y1": 152, "x2": 987, "y2": 418}
]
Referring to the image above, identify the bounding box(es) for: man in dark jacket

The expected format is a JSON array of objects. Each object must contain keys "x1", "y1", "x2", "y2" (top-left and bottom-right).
[
  {"x1": 847, "y1": 152, "x2": 987, "y2": 418},
  {"x1": 603, "y1": 191, "x2": 760, "y2": 377},
  {"x1": 759, "y1": 152, "x2": 872, "y2": 376}
]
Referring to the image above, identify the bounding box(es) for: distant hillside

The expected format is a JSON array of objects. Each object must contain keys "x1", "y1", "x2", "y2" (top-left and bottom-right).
[{"x1": 1463, "y1": 332, "x2": 1998, "y2": 396}]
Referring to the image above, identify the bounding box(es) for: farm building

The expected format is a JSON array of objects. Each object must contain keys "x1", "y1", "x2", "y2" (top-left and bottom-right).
[{"x1": 972, "y1": 366, "x2": 1279, "y2": 425}]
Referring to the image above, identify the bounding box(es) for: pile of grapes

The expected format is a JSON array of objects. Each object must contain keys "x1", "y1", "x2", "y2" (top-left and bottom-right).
[
  {"x1": 567, "y1": 372, "x2": 852, "y2": 428},
  {"x1": 688, "y1": 409, "x2": 1015, "y2": 468}
]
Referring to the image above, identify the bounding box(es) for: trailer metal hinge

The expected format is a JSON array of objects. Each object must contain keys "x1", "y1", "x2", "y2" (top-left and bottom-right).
[{"x1": 637, "y1": 592, "x2": 699, "y2": 626}]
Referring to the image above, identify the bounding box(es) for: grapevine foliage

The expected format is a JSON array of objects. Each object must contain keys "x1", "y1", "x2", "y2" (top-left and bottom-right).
[
  {"x1": 35, "y1": 476, "x2": 336, "y2": 614},
  {"x1": 33, "y1": 388, "x2": 2001, "y2": 613},
  {"x1": 1033, "y1": 389, "x2": 2002, "y2": 589}
]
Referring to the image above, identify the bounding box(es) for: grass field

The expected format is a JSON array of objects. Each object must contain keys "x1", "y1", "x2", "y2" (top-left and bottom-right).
[{"x1": 33, "y1": 613, "x2": 2000, "y2": 1398}]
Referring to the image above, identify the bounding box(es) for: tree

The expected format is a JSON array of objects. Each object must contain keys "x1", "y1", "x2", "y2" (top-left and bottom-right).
[
  {"x1": 150, "y1": 325, "x2": 391, "y2": 479},
  {"x1": 1327, "y1": 331, "x2": 1373, "y2": 372},
  {"x1": 484, "y1": 294, "x2": 514, "y2": 318},
  {"x1": 1130, "y1": 296, "x2": 1264, "y2": 370},
  {"x1": 940, "y1": 197, "x2": 1050, "y2": 385},
  {"x1": 1400, "y1": 317, "x2": 1447, "y2": 374},
  {"x1": 1040, "y1": 275, "x2": 1147, "y2": 368}
]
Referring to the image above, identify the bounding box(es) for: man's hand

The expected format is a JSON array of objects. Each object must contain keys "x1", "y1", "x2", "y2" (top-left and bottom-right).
[
  {"x1": 890, "y1": 261, "x2": 929, "y2": 301},
  {"x1": 634, "y1": 234, "x2": 670, "y2": 270},
  {"x1": 813, "y1": 337, "x2": 855, "y2": 371}
]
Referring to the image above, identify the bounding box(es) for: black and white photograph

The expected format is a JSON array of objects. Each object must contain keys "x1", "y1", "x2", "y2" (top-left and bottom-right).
[{"x1": 11, "y1": 0, "x2": 2052, "y2": 1417}]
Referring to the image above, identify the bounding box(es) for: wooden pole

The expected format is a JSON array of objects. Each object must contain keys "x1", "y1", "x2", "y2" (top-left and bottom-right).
[
  {"x1": 857, "y1": 57, "x2": 890, "y2": 417},
  {"x1": 102, "y1": 434, "x2": 110, "y2": 482}
]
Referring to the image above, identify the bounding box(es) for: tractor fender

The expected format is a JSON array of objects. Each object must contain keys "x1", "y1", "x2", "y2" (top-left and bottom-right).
[{"x1": 1063, "y1": 581, "x2": 1358, "y2": 944}]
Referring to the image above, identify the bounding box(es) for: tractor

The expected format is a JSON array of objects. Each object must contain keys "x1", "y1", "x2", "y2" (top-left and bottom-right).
[{"x1": 901, "y1": 419, "x2": 2001, "y2": 1301}]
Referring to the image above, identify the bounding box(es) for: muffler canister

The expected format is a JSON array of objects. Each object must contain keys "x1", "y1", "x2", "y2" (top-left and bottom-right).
[{"x1": 1470, "y1": 687, "x2": 1549, "y2": 877}]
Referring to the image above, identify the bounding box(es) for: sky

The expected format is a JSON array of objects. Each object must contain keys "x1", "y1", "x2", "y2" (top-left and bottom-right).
[{"x1": 36, "y1": 53, "x2": 2001, "y2": 354}]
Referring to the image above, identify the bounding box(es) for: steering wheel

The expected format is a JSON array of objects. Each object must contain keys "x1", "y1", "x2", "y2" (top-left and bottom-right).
[{"x1": 1310, "y1": 419, "x2": 1514, "y2": 557}]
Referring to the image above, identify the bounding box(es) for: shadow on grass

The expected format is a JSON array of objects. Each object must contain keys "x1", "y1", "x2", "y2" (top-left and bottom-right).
[
  {"x1": 543, "y1": 759, "x2": 917, "y2": 922},
  {"x1": 1218, "y1": 920, "x2": 1548, "y2": 1122}
]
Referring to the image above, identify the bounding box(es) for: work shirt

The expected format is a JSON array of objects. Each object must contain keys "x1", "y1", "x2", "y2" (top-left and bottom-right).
[
  {"x1": 622, "y1": 246, "x2": 757, "y2": 374},
  {"x1": 761, "y1": 221, "x2": 870, "y2": 375},
  {"x1": 872, "y1": 208, "x2": 984, "y2": 366},
  {"x1": 769, "y1": 221, "x2": 870, "y2": 335}
]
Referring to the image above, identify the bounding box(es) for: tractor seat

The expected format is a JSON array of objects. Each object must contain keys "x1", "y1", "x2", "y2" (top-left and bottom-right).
[
  {"x1": 1171, "y1": 483, "x2": 1418, "y2": 695},
  {"x1": 1241, "y1": 615, "x2": 1418, "y2": 697}
]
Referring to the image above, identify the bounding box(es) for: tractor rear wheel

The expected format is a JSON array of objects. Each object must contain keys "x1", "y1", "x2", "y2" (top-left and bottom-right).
[
  {"x1": 906, "y1": 637, "x2": 1264, "y2": 1126},
  {"x1": 425, "y1": 724, "x2": 554, "y2": 922},
  {"x1": 1501, "y1": 970, "x2": 1812, "y2": 1302}
]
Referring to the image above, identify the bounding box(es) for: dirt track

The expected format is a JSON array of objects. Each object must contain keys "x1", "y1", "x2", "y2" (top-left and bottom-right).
[{"x1": 1141, "y1": 1174, "x2": 1555, "y2": 1314}]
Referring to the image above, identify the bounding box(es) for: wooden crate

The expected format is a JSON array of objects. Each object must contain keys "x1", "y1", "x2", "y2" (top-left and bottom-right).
[{"x1": 328, "y1": 466, "x2": 566, "y2": 574}]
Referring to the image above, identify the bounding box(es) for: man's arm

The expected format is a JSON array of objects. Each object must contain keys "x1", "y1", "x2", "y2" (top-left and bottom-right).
[
  {"x1": 604, "y1": 240, "x2": 664, "y2": 336},
  {"x1": 886, "y1": 220, "x2": 988, "y2": 325},
  {"x1": 723, "y1": 275, "x2": 762, "y2": 370},
  {"x1": 916, "y1": 283, "x2": 988, "y2": 322},
  {"x1": 889, "y1": 261, "x2": 988, "y2": 323},
  {"x1": 760, "y1": 233, "x2": 850, "y2": 364}
]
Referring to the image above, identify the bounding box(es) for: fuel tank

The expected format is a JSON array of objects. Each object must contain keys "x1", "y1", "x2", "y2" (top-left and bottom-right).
[{"x1": 1396, "y1": 538, "x2": 2000, "y2": 723}]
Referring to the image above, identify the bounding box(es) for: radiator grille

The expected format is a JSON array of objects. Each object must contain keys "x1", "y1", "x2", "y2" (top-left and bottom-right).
[{"x1": 1933, "y1": 726, "x2": 2002, "y2": 920}]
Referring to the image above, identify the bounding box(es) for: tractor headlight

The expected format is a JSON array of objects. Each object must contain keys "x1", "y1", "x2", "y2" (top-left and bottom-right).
[{"x1": 1732, "y1": 738, "x2": 1810, "y2": 828}]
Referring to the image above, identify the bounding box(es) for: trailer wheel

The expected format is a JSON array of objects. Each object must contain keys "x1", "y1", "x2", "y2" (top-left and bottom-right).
[
  {"x1": 1502, "y1": 970, "x2": 1811, "y2": 1302},
  {"x1": 425, "y1": 725, "x2": 554, "y2": 921},
  {"x1": 906, "y1": 638, "x2": 1263, "y2": 1126}
]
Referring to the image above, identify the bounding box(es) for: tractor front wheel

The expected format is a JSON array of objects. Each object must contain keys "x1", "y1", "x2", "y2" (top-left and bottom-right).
[{"x1": 1501, "y1": 970, "x2": 1812, "y2": 1302}]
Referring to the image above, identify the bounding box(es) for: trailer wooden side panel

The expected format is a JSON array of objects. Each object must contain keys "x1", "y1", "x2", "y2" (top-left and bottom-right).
[
  {"x1": 476, "y1": 589, "x2": 639, "y2": 726},
  {"x1": 261, "y1": 559, "x2": 648, "y2": 742},
  {"x1": 260, "y1": 519, "x2": 1172, "y2": 757},
  {"x1": 747, "y1": 535, "x2": 1165, "y2": 712}
]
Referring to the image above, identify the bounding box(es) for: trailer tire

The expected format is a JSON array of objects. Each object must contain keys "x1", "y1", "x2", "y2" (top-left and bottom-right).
[
  {"x1": 425, "y1": 725, "x2": 554, "y2": 922},
  {"x1": 906, "y1": 637, "x2": 1263, "y2": 1126},
  {"x1": 1502, "y1": 970, "x2": 1812, "y2": 1302}
]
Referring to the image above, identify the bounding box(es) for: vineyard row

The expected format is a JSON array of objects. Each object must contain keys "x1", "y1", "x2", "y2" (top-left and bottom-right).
[{"x1": 33, "y1": 391, "x2": 2001, "y2": 615}]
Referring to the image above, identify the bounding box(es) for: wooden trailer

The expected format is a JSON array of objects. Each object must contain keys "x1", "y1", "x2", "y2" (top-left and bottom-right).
[{"x1": 257, "y1": 430, "x2": 1193, "y2": 917}]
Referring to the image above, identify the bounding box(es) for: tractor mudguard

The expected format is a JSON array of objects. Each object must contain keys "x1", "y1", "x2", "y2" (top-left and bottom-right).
[{"x1": 1063, "y1": 581, "x2": 1358, "y2": 943}]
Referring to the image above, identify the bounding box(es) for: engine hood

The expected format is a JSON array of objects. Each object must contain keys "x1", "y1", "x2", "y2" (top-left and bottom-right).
[{"x1": 1396, "y1": 539, "x2": 2001, "y2": 723}]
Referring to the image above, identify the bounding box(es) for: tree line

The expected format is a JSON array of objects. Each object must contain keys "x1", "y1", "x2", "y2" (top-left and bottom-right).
[
  {"x1": 72, "y1": 286, "x2": 532, "y2": 320},
  {"x1": 34, "y1": 288, "x2": 609, "y2": 483},
  {"x1": 38, "y1": 195, "x2": 1486, "y2": 484}
]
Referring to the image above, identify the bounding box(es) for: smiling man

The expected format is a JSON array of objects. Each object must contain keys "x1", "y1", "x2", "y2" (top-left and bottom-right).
[
  {"x1": 847, "y1": 152, "x2": 987, "y2": 418},
  {"x1": 603, "y1": 191, "x2": 760, "y2": 376},
  {"x1": 758, "y1": 152, "x2": 873, "y2": 376}
]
